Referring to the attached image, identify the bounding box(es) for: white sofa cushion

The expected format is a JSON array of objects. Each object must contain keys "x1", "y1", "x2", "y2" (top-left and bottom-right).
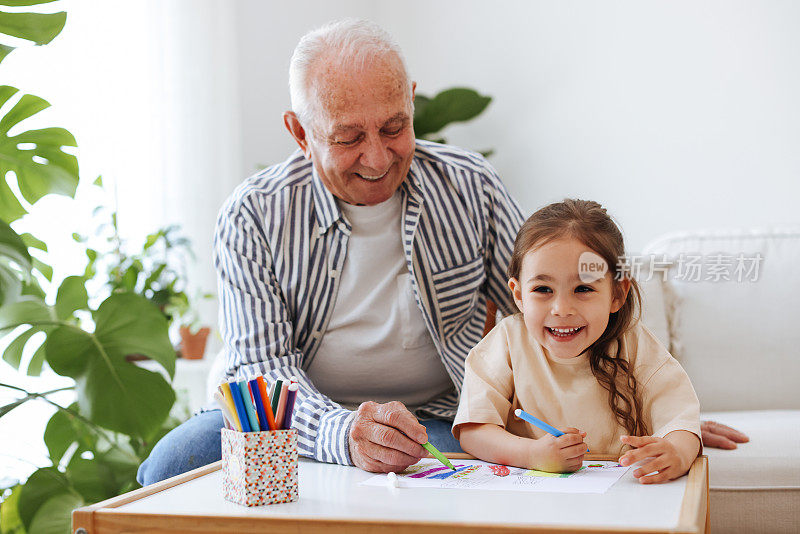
[
  {"x1": 701, "y1": 410, "x2": 800, "y2": 534},
  {"x1": 642, "y1": 228, "x2": 800, "y2": 411}
]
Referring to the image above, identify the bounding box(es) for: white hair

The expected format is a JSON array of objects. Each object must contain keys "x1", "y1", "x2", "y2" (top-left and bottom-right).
[{"x1": 288, "y1": 18, "x2": 412, "y2": 128}]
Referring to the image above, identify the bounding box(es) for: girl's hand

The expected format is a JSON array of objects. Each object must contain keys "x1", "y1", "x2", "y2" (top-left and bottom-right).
[
  {"x1": 529, "y1": 427, "x2": 587, "y2": 473},
  {"x1": 618, "y1": 435, "x2": 689, "y2": 484}
]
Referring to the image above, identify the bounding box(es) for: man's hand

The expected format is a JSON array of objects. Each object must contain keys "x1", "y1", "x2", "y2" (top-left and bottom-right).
[
  {"x1": 348, "y1": 401, "x2": 428, "y2": 473},
  {"x1": 701, "y1": 420, "x2": 749, "y2": 449},
  {"x1": 528, "y1": 427, "x2": 587, "y2": 473}
]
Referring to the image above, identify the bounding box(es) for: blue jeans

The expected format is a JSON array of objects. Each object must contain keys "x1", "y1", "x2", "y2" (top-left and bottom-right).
[{"x1": 136, "y1": 409, "x2": 462, "y2": 486}]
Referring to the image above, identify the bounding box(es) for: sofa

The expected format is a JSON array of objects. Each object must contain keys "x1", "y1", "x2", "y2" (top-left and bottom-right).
[{"x1": 639, "y1": 228, "x2": 800, "y2": 533}]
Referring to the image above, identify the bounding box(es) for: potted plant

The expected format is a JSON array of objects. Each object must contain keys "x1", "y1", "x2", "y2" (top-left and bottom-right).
[{"x1": 171, "y1": 290, "x2": 213, "y2": 359}]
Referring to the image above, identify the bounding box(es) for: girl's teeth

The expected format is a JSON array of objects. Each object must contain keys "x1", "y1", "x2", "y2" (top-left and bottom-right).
[{"x1": 548, "y1": 327, "x2": 582, "y2": 336}]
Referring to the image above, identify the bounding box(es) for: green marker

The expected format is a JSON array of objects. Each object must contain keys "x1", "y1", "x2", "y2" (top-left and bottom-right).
[{"x1": 422, "y1": 442, "x2": 456, "y2": 470}]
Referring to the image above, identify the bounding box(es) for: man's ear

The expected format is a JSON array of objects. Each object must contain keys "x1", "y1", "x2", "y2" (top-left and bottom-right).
[
  {"x1": 611, "y1": 277, "x2": 631, "y2": 313},
  {"x1": 507, "y1": 277, "x2": 524, "y2": 313},
  {"x1": 411, "y1": 80, "x2": 417, "y2": 101},
  {"x1": 283, "y1": 111, "x2": 311, "y2": 157}
]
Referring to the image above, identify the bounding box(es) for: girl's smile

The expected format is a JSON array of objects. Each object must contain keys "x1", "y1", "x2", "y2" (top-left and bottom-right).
[{"x1": 545, "y1": 325, "x2": 586, "y2": 342}]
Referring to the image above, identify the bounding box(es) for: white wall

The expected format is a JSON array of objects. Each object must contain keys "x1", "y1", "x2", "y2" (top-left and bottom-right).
[{"x1": 233, "y1": 0, "x2": 800, "y2": 252}]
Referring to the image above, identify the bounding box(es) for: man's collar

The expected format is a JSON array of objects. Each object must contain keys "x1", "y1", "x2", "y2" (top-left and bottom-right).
[
  {"x1": 401, "y1": 149, "x2": 426, "y2": 204},
  {"x1": 310, "y1": 166, "x2": 341, "y2": 235}
]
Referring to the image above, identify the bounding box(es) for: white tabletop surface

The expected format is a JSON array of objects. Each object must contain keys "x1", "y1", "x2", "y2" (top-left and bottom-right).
[{"x1": 115, "y1": 458, "x2": 688, "y2": 529}]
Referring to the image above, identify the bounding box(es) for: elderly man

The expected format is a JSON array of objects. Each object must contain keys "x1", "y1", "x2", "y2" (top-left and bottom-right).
[{"x1": 137, "y1": 18, "x2": 746, "y2": 486}]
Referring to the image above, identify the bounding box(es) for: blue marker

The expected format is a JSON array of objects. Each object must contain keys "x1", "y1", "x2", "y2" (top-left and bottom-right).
[
  {"x1": 514, "y1": 408, "x2": 589, "y2": 451},
  {"x1": 238, "y1": 381, "x2": 261, "y2": 432},
  {"x1": 228, "y1": 381, "x2": 251, "y2": 432}
]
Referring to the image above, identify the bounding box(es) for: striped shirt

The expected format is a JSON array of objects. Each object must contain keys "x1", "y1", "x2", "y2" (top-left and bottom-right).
[{"x1": 214, "y1": 140, "x2": 524, "y2": 465}]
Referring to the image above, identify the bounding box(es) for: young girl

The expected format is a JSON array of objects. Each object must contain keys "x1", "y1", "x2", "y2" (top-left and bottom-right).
[{"x1": 453, "y1": 199, "x2": 701, "y2": 484}]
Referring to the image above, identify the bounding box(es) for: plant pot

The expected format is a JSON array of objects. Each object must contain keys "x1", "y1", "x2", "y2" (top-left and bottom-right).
[{"x1": 179, "y1": 326, "x2": 210, "y2": 359}]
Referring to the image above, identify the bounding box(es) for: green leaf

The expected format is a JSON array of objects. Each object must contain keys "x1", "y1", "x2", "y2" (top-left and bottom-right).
[
  {"x1": 0, "y1": 264, "x2": 22, "y2": 308},
  {"x1": 93, "y1": 293, "x2": 175, "y2": 378},
  {"x1": 0, "y1": 220, "x2": 30, "y2": 306},
  {"x1": 20, "y1": 232, "x2": 46, "y2": 251},
  {"x1": 0, "y1": 10, "x2": 66, "y2": 45},
  {"x1": 92, "y1": 175, "x2": 102, "y2": 186},
  {"x1": 0, "y1": 43, "x2": 13, "y2": 64},
  {"x1": 0, "y1": 2, "x2": 60, "y2": 7},
  {"x1": 25, "y1": 339, "x2": 46, "y2": 375},
  {"x1": 143, "y1": 232, "x2": 159, "y2": 250},
  {"x1": 65, "y1": 457, "x2": 108, "y2": 504},
  {"x1": 31, "y1": 257, "x2": 51, "y2": 281},
  {"x1": 0, "y1": 87, "x2": 79, "y2": 224},
  {"x1": 45, "y1": 293, "x2": 176, "y2": 439},
  {"x1": 0, "y1": 297, "x2": 52, "y2": 332},
  {"x1": 27, "y1": 491, "x2": 82, "y2": 534},
  {"x1": 20, "y1": 275, "x2": 45, "y2": 299},
  {"x1": 17, "y1": 467, "x2": 71, "y2": 531},
  {"x1": 0, "y1": 219, "x2": 32, "y2": 270},
  {"x1": 2, "y1": 325, "x2": 35, "y2": 368},
  {"x1": 0, "y1": 484, "x2": 24, "y2": 534},
  {"x1": 43, "y1": 402, "x2": 97, "y2": 459},
  {"x1": 413, "y1": 87, "x2": 492, "y2": 138},
  {"x1": 41, "y1": 326, "x2": 90, "y2": 377},
  {"x1": 54, "y1": 275, "x2": 87, "y2": 320},
  {"x1": 43, "y1": 409, "x2": 74, "y2": 465}
]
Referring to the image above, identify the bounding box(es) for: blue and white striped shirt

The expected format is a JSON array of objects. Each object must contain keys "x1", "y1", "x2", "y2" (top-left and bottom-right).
[{"x1": 214, "y1": 140, "x2": 524, "y2": 465}]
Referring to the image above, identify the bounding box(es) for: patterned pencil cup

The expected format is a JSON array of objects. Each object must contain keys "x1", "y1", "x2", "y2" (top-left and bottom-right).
[{"x1": 221, "y1": 428, "x2": 298, "y2": 506}]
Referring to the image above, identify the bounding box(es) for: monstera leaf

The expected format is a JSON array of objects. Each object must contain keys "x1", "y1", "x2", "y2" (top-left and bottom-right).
[
  {"x1": 0, "y1": 86, "x2": 78, "y2": 223},
  {"x1": 0, "y1": 218, "x2": 31, "y2": 304},
  {"x1": 44, "y1": 292, "x2": 176, "y2": 440},
  {"x1": 0, "y1": 1, "x2": 65, "y2": 65}
]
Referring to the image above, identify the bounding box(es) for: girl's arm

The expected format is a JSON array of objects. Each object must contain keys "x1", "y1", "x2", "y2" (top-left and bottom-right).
[
  {"x1": 619, "y1": 430, "x2": 701, "y2": 484},
  {"x1": 458, "y1": 422, "x2": 587, "y2": 472}
]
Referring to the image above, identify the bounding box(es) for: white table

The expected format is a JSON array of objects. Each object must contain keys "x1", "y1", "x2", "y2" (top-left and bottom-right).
[{"x1": 73, "y1": 454, "x2": 708, "y2": 533}]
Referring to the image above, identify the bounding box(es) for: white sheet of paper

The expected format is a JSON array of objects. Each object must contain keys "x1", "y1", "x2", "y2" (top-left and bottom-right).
[{"x1": 360, "y1": 459, "x2": 630, "y2": 494}]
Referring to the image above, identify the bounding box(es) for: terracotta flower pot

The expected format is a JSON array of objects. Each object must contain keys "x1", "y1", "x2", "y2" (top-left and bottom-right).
[{"x1": 179, "y1": 326, "x2": 210, "y2": 359}]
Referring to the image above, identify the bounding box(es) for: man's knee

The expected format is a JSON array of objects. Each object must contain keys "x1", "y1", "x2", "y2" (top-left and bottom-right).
[{"x1": 136, "y1": 410, "x2": 224, "y2": 486}]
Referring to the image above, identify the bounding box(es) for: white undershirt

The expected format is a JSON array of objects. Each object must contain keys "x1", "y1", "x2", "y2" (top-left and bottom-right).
[{"x1": 307, "y1": 192, "x2": 453, "y2": 412}]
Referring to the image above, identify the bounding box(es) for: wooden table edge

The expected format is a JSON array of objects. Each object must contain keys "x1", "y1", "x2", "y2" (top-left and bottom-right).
[
  {"x1": 676, "y1": 455, "x2": 709, "y2": 534},
  {"x1": 72, "y1": 453, "x2": 709, "y2": 534}
]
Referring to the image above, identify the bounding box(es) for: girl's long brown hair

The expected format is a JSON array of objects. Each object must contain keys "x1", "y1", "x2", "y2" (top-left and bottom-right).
[{"x1": 508, "y1": 199, "x2": 648, "y2": 437}]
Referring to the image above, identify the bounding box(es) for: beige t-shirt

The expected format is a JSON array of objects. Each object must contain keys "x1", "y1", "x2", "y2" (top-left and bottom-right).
[{"x1": 453, "y1": 314, "x2": 701, "y2": 456}]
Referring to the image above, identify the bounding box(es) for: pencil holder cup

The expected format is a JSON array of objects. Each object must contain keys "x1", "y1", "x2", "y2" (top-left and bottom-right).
[{"x1": 221, "y1": 428, "x2": 298, "y2": 506}]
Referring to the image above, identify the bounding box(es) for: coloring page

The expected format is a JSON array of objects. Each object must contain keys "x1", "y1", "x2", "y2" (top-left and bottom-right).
[{"x1": 361, "y1": 460, "x2": 629, "y2": 494}]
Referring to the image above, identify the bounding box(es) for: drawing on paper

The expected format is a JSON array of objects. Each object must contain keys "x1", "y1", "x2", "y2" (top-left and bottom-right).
[{"x1": 363, "y1": 459, "x2": 630, "y2": 494}]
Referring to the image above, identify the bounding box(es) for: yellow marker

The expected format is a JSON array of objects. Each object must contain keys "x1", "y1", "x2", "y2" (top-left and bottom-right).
[{"x1": 219, "y1": 382, "x2": 242, "y2": 431}]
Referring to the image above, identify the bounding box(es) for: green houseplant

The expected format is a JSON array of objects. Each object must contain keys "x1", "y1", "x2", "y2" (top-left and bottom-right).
[
  {"x1": 413, "y1": 87, "x2": 493, "y2": 156},
  {"x1": 0, "y1": 3, "x2": 181, "y2": 533}
]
